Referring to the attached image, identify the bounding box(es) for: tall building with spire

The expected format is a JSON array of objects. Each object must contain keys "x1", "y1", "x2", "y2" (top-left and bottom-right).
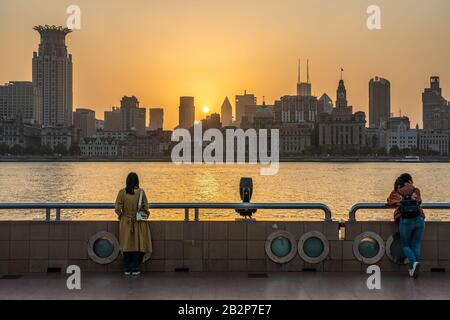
[
  {"x1": 297, "y1": 59, "x2": 312, "y2": 97},
  {"x1": 32, "y1": 25, "x2": 73, "y2": 127},
  {"x1": 336, "y1": 78, "x2": 348, "y2": 109},
  {"x1": 220, "y1": 97, "x2": 233, "y2": 126},
  {"x1": 317, "y1": 75, "x2": 366, "y2": 147}
]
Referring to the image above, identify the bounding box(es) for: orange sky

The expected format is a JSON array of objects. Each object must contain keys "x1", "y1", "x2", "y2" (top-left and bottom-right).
[{"x1": 0, "y1": 0, "x2": 449, "y2": 130}]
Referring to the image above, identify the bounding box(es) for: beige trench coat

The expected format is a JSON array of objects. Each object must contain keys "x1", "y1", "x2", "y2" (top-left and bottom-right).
[{"x1": 115, "y1": 188, "x2": 152, "y2": 253}]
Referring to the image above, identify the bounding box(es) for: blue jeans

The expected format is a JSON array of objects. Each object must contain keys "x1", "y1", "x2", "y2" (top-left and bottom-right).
[{"x1": 400, "y1": 216, "x2": 425, "y2": 269}]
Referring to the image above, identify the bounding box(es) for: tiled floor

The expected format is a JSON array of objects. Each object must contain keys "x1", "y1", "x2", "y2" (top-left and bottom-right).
[{"x1": 1, "y1": 272, "x2": 449, "y2": 300}]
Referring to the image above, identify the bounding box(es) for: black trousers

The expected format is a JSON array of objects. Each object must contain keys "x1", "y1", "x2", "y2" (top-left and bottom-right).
[{"x1": 123, "y1": 252, "x2": 144, "y2": 272}]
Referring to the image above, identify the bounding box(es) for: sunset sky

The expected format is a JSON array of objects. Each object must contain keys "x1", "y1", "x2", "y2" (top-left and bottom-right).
[{"x1": 0, "y1": 0, "x2": 449, "y2": 130}]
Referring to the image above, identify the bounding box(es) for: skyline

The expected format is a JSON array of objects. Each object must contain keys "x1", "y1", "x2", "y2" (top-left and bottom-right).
[{"x1": 1, "y1": 0, "x2": 449, "y2": 129}]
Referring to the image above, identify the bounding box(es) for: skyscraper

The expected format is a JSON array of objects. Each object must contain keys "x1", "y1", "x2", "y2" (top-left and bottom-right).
[
  {"x1": 369, "y1": 77, "x2": 391, "y2": 128},
  {"x1": 104, "y1": 107, "x2": 121, "y2": 132},
  {"x1": 423, "y1": 76, "x2": 450, "y2": 130},
  {"x1": 120, "y1": 96, "x2": 146, "y2": 135},
  {"x1": 73, "y1": 108, "x2": 96, "y2": 138},
  {"x1": 220, "y1": 97, "x2": 233, "y2": 126},
  {"x1": 149, "y1": 108, "x2": 164, "y2": 130},
  {"x1": 179, "y1": 96, "x2": 195, "y2": 129},
  {"x1": 0, "y1": 81, "x2": 42, "y2": 124},
  {"x1": 32, "y1": 25, "x2": 73, "y2": 127},
  {"x1": 235, "y1": 91, "x2": 256, "y2": 127}
]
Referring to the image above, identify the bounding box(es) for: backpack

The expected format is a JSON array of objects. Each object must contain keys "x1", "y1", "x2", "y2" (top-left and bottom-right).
[{"x1": 399, "y1": 188, "x2": 421, "y2": 219}]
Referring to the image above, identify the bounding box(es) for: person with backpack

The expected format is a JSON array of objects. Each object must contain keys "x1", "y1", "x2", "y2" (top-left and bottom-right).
[{"x1": 388, "y1": 173, "x2": 426, "y2": 279}]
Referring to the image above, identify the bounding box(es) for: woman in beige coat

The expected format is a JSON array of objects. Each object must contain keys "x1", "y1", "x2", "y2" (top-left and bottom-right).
[{"x1": 115, "y1": 172, "x2": 152, "y2": 277}]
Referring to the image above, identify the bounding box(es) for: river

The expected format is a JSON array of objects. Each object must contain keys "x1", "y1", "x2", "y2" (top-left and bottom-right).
[{"x1": 0, "y1": 162, "x2": 449, "y2": 221}]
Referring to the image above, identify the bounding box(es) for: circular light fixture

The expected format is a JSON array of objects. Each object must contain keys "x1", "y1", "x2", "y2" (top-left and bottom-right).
[
  {"x1": 298, "y1": 231, "x2": 329, "y2": 264},
  {"x1": 386, "y1": 232, "x2": 408, "y2": 265},
  {"x1": 353, "y1": 232, "x2": 385, "y2": 264},
  {"x1": 265, "y1": 231, "x2": 297, "y2": 264},
  {"x1": 88, "y1": 231, "x2": 120, "y2": 265}
]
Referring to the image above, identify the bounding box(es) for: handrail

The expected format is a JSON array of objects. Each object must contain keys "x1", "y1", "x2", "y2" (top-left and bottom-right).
[
  {"x1": 349, "y1": 202, "x2": 450, "y2": 222},
  {"x1": 0, "y1": 202, "x2": 332, "y2": 222}
]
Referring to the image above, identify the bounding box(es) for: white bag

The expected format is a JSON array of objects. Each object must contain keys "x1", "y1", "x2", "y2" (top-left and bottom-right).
[{"x1": 136, "y1": 189, "x2": 149, "y2": 221}]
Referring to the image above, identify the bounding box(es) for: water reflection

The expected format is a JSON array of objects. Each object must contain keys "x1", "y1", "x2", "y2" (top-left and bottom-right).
[{"x1": 0, "y1": 162, "x2": 450, "y2": 221}]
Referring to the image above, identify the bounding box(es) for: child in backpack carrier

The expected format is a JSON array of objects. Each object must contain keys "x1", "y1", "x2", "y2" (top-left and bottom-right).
[{"x1": 387, "y1": 173, "x2": 426, "y2": 279}]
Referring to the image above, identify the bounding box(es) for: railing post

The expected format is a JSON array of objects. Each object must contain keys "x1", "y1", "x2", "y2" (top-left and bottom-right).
[
  {"x1": 184, "y1": 208, "x2": 189, "y2": 222},
  {"x1": 45, "y1": 208, "x2": 51, "y2": 221},
  {"x1": 56, "y1": 208, "x2": 61, "y2": 221},
  {"x1": 194, "y1": 208, "x2": 199, "y2": 222}
]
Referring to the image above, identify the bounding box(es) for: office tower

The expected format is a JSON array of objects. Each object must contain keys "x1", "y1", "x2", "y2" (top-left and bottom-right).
[
  {"x1": 32, "y1": 25, "x2": 73, "y2": 127},
  {"x1": 179, "y1": 96, "x2": 195, "y2": 129},
  {"x1": 423, "y1": 76, "x2": 450, "y2": 130},
  {"x1": 104, "y1": 107, "x2": 121, "y2": 131},
  {"x1": 369, "y1": 77, "x2": 391, "y2": 128},
  {"x1": 149, "y1": 108, "x2": 164, "y2": 130},
  {"x1": 120, "y1": 96, "x2": 146, "y2": 135},
  {"x1": 220, "y1": 97, "x2": 233, "y2": 126},
  {"x1": 0, "y1": 81, "x2": 42, "y2": 124},
  {"x1": 73, "y1": 108, "x2": 96, "y2": 138},
  {"x1": 297, "y1": 59, "x2": 312, "y2": 97},
  {"x1": 235, "y1": 91, "x2": 256, "y2": 127}
]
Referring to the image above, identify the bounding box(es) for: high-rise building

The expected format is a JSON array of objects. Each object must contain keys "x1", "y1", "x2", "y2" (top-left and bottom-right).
[
  {"x1": 220, "y1": 97, "x2": 233, "y2": 126},
  {"x1": 0, "y1": 81, "x2": 42, "y2": 124},
  {"x1": 104, "y1": 107, "x2": 121, "y2": 132},
  {"x1": 297, "y1": 59, "x2": 312, "y2": 97},
  {"x1": 369, "y1": 77, "x2": 391, "y2": 128},
  {"x1": 179, "y1": 97, "x2": 195, "y2": 129},
  {"x1": 423, "y1": 76, "x2": 450, "y2": 130},
  {"x1": 120, "y1": 96, "x2": 146, "y2": 135},
  {"x1": 235, "y1": 91, "x2": 256, "y2": 127},
  {"x1": 73, "y1": 108, "x2": 96, "y2": 139},
  {"x1": 149, "y1": 108, "x2": 164, "y2": 131},
  {"x1": 32, "y1": 26, "x2": 73, "y2": 127}
]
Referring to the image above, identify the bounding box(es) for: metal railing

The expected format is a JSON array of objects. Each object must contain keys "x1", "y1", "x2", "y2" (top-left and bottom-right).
[
  {"x1": 0, "y1": 202, "x2": 333, "y2": 222},
  {"x1": 349, "y1": 203, "x2": 450, "y2": 221}
]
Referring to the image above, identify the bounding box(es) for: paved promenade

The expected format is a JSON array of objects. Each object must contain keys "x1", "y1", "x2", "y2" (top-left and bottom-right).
[{"x1": 1, "y1": 272, "x2": 450, "y2": 300}]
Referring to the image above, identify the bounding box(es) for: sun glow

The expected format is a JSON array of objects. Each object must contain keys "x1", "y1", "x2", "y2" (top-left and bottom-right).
[{"x1": 202, "y1": 106, "x2": 210, "y2": 114}]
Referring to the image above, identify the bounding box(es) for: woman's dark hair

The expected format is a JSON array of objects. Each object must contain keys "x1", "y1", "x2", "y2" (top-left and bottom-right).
[
  {"x1": 395, "y1": 173, "x2": 413, "y2": 192},
  {"x1": 126, "y1": 172, "x2": 140, "y2": 195}
]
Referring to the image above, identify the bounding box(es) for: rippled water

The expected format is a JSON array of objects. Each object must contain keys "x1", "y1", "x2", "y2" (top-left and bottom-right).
[{"x1": 0, "y1": 162, "x2": 449, "y2": 221}]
